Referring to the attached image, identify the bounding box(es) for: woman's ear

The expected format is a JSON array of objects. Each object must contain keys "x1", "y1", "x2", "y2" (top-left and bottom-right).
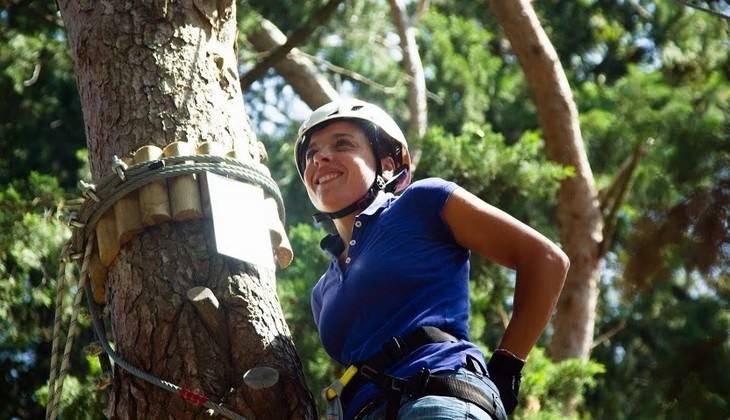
[{"x1": 380, "y1": 156, "x2": 396, "y2": 180}]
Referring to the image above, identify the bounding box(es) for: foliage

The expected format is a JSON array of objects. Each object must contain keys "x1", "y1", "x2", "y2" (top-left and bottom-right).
[
  {"x1": 0, "y1": 15, "x2": 85, "y2": 188},
  {"x1": 0, "y1": 173, "x2": 101, "y2": 419},
  {"x1": 588, "y1": 281, "x2": 730, "y2": 419},
  {"x1": 516, "y1": 348, "x2": 605, "y2": 419},
  {"x1": 276, "y1": 223, "x2": 336, "y2": 415}
]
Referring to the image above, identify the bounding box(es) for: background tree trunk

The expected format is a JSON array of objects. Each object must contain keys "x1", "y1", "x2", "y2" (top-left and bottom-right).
[
  {"x1": 387, "y1": 0, "x2": 427, "y2": 139},
  {"x1": 58, "y1": 1, "x2": 315, "y2": 418},
  {"x1": 486, "y1": 0, "x2": 604, "y2": 363},
  {"x1": 245, "y1": 16, "x2": 338, "y2": 109}
]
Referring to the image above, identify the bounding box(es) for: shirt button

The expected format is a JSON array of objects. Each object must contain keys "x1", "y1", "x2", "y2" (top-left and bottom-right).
[
  {"x1": 349, "y1": 239, "x2": 356, "y2": 246},
  {"x1": 345, "y1": 257, "x2": 351, "y2": 264},
  {"x1": 355, "y1": 220, "x2": 362, "y2": 228}
]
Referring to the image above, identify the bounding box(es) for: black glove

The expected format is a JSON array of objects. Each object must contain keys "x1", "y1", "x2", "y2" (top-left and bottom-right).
[{"x1": 487, "y1": 350, "x2": 525, "y2": 415}]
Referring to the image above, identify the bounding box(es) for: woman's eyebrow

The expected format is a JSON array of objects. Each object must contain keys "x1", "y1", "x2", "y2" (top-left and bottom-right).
[{"x1": 308, "y1": 132, "x2": 355, "y2": 150}]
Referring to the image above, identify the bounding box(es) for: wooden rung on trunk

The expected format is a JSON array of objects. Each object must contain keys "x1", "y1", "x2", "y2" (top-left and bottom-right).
[
  {"x1": 163, "y1": 142, "x2": 203, "y2": 221},
  {"x1": 134, "y1": 145, "x2": 171, "y2": 226},
  {"x1": 96, "y1": 210, "x2": 119, "y2": 267},
  {"x1": 88, "y1": 251, "x2": 108, "y2": 304},
  {"x1": 113, "y1": 155, "x2": 144, "y2": 245},
  {"x1": 197, "y1": 142, "x2": 226, "y2": 217}
]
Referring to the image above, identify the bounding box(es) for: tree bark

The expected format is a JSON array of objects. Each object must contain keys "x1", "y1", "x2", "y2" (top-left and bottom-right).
[
  {"x1": 58, "y1": 1, "x2": 315, "y2": 418},
  {"x1": 246, "y1": 16, "x2": 338, "y2": 109},
  {"x1": 486, "y1": 0, "x2": 604, "y2": 362}
]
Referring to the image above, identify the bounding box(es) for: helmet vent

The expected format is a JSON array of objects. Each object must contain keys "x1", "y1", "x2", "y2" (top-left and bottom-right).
[{"x1": 351, "y1": 105, "x2": 364, "y2": 111}]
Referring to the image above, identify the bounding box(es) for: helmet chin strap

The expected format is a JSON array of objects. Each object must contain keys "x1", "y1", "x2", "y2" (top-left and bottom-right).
[{"x1": 312, "y1": 168, "x2": 408, "y2": 224}]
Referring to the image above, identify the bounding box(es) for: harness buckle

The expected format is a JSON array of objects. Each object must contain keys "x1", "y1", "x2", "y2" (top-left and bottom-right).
[
  {"x1": 404, "y1": 367, "x2": 431, "y2": 398},
  {"x1": 359, "y1": 365, "x2": 379, "y2": 380},
  {"x1": 387, "y1": 377, "x2": 405, "y2": 393}
]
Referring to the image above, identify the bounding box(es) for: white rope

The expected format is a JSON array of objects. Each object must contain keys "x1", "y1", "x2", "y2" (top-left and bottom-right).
[
  {"x1": 47, "y1": 237, "x2": 95, "y2": 420},
  {"x1": 45, "y1": 247, "x2": 68, "y2": 420}
]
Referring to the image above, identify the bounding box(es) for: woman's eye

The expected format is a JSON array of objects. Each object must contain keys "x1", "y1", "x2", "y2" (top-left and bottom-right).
[
  {"x1": 305, "y1": 149, "x2": 316, "y2": 161},
  {"x1": 335, "y1": 139, "x2": 352, "y2": 148}
]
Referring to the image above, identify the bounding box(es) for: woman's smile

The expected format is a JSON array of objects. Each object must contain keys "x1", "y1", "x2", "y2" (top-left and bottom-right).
[{"x1": 316, "y1": 171, "x2": 343, "y2": 185}]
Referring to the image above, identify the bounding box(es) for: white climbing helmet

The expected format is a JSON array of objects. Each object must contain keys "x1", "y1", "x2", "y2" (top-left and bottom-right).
[{"x1": 294, "y1": 98, "x2": 412, "y2": 193}]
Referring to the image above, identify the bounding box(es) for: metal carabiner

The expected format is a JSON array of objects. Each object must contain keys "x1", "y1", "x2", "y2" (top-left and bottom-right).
[{"x1": 112, "y1": 155, "x2": 128, "y2": 181}]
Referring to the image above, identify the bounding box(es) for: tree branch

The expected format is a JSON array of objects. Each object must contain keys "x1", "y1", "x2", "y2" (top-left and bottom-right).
[
  {"x1": 297, "y1": 50, "x2": 400, "y2": 94},
  {"x1": 413, "y1": 0, "x2": 431, "y2": 26},
  {"x1": 599, "y1": 141, "x2": 647, "y2": 257},
  {"x1": 240, "y1": 0, "x2": 345, "y2": 90},
  {"x1": 674, "y1": 0, "x2": 730, "y2": 20},
  {"x1": 245, "y1": 16, "x2": 339, "y2": 109},
  {"x1": 591, "y1": 319, "x2": 626, "y2": 350},
  {"x1": 627, "y1": 0, "x2": 652, "y2": 20}
]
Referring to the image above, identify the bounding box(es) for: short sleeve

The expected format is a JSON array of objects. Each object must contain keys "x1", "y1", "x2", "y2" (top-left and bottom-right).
[{"x1": 396, "y1": 178, "x2": 459, "y2": 237}]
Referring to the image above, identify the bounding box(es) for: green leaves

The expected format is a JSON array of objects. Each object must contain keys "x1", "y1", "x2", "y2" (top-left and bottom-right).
[{"x1": 516, "y1": 348, "x2": 605, "y2": 419}]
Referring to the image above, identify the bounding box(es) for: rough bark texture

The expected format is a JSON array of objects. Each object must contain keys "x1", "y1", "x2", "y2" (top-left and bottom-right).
[
  {"x1": 387, "y1": 0, "x2": 427, "y2": 139},
  {"x1": 58, "y1": 1, "x2": 315, "y2": 418},
  {"x1": 246, "y1": 16, "x2": 338, "y2": 109},
  {"x1": 486, "y1": 0, "x2": 604, "y2": 362}
]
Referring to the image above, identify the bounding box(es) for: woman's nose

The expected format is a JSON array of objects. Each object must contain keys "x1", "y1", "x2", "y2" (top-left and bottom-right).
[{"x1": 312, "y1": 147, "x2": 332, "y2": 165}]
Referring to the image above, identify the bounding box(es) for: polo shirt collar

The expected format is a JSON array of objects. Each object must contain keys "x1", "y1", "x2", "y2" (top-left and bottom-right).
[
  {"x1": 360, "y1": 191, "x2": 393, "y2": 218},
  {"x1": 319, "y1": 191, "x2": 394, "y2": 256}
]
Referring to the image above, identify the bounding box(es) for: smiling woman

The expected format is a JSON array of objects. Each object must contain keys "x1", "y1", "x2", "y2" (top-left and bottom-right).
[
  {"x1": 292, "y1": 99, "x2": 569, "y2": 420},
  {"x1": 303, "y1": 122, "x2": 388, "y2": 216}
]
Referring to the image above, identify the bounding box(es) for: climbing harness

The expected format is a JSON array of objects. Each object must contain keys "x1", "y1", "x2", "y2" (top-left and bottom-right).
[
  {"x1": 46, "y1": 148, "x2": 287, "y2": 420},
  {"x1": 322, "y1": 326, "x2": 501, "y2": 420}
]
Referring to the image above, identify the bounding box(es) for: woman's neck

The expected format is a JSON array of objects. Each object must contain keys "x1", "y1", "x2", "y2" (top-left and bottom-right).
[{"x1": 333, "y1": 213, "x2": 356, "y2": 248}]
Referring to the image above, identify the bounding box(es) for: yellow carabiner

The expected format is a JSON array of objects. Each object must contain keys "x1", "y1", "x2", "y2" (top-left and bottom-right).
[{"x1": 324, "y1": 365, "x2": 359, "y2": 401}]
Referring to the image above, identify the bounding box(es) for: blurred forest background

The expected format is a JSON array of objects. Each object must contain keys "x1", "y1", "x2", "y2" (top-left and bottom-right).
[{"x1": 1, "y1": 0, "x2": 728, "y2": 418}]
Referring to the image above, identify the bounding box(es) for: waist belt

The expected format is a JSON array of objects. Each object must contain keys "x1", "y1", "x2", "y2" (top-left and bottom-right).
[
  {"x1": 323, "y1": 326, "x2": 499, "y2": 420},
  {"x1": 353, "y1": 369, "x2": 499, "y2": 420}
]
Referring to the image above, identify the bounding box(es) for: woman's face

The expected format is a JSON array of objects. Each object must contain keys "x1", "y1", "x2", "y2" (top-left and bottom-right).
[{"x1": 303, "y1": 121, "x2": 379, "y2": 213}]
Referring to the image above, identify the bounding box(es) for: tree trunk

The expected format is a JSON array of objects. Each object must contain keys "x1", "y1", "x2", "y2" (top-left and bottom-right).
[
  {"x1": 486, "y1": 0, "x2": 603, "y2": 362},
  {"x1": 58, "y1": 1, "x2": 315, "y2": 418},
  {"x1": 387, "y1": 0, "x2": 427, "y2": 139}
]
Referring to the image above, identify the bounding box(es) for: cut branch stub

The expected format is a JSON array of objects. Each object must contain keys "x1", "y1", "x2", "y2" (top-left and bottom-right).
[
  {"x1": 186, "y1": 286, "x2": 229, "y2": 348},
  {"x1": 243, "y1": 366, "x2": 280, "y2": 390},
  {"x1": 264, "y1": 196, "x2": 293, "y2": 268}
]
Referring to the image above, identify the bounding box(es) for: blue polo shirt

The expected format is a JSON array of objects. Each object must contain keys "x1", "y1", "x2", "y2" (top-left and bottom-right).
[{"x1": 311, "y1": 177, "x2": 485, "y2": 418}]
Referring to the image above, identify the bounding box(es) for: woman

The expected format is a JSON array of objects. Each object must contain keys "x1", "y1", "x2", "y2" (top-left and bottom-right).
[{"x1": 294, "y1": 99, "x2": 569, "y2": 419}]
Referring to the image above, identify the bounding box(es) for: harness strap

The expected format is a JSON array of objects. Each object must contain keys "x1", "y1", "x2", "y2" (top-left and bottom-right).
[
  {"x1": 362, "y1": 326, "x2": 459, "y2": 372},
  {"x1": 352, "y1": 365, "x2": 500, "y2": 420},
  {"x1": 340, "y1": 326, "x2": 459, "y2": 405},
  {"x1": 416, "y1": 374, "x2": 498, "y2": 416}
]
